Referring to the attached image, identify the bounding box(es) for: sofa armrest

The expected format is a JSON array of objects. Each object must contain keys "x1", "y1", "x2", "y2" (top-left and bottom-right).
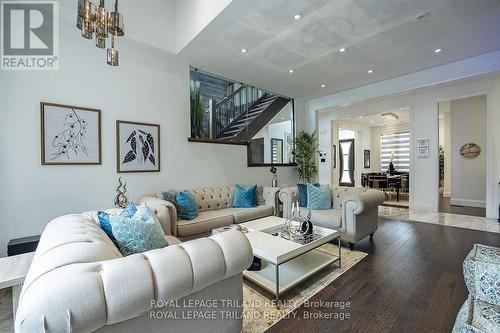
[
  {"x1": 137, "y1": 195, "x2": 177, "y2": 236},
  {"x1": 342, "y1": 189, "x2": 385, "y2": 215},
  {"x1": 15, "y1": 230, "x2": 253, "y2": 333},
  {"x1": 279, "y1": 187, "x2": 299, "y2": 219},
  {"x1": 262, "y1": 186, "x2": 281, "y2": 215}
]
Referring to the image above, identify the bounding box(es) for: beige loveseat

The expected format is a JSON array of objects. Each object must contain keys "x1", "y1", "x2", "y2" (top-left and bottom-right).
[
  {"x1": 139, "y1": 185, "x2": 280, "y2": 240},
  {"x1": 279, "y1": 186, "x2": 385, "y2": 250},
  {"x1": 15, "y1": 208, "x2": 253, "y2": 333}
]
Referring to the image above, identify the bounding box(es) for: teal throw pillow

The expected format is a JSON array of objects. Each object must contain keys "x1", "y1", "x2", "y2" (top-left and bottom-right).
[
  {"x1": 176, "y1": 190, "x2": 199, "y2": 220},
  {"x1": 233, "y1": 184, "x2": 257, "y2": 208},
  {"x1": 110, "y1": 203, "x2": 168, "y2": 256},
  {"x1": 97, "y1": 202, "x2": 137, "y2": 242},
  {"x1": 307, "y1": 184, "x2": 332, "y2": 210}
]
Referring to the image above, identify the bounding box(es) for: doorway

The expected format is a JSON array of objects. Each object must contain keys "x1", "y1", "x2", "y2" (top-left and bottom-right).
[{"x1": 438, "y1": 95, "x2": 486, "y2": 217}]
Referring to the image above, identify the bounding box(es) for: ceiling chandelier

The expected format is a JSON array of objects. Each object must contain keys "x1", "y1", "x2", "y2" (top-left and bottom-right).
[
  {"x1": 381, "y1": 112, "x2": 399, "y2": 121},
  {"x1": 76, "y1": 0, "x2": 124, "y2": 66}
]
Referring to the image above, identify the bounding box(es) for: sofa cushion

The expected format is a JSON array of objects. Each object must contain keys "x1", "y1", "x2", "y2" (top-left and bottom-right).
[
  {"x1": 225, "y1": 206, "x2": 274, "y2": 224},
  {"x1": 233, "y1": 184, "x2": 257, "y2": 208},
  {"x1": 307, "y1": 184, "x2": 332, "y2": 210},
  {"x1": 297, "y1": 183, "x2": 320, "y2": 207},
  {"x1": 97, "y1": 202, "x2": 137, "y2": 242},
  {"x1": 176, "y1": 190, "x2": 199, "y2": 220},
  {"x1": 177, "y1": 210, "x2": 234, "y2": 237},
  {"x1": 110, "y1": 203, "x2": 168, "y2": 256},
  {"x1": 190, "y1": 186, "x2": 234, "y2": 212},
  {"x1": 298, "y1": 208, "x2": 342, "y2": 229}
]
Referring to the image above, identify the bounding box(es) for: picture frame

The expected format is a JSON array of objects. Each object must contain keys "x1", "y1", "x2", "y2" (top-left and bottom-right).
[
  {"x1": 364, "y1": 150, "x2": 371, "y2": 168},
  {"x1": 417, "y1": 138, "x2": 429, "y2": 148},
  {"x1": 417, "y1": 147, "x2": 429, "y2": 158},
  {"x1": 116, "y1": 120, "x2": 160, "y2": 173},
  {"x1": 41, "y1": 102, "x2": 101, "y2": 165}
]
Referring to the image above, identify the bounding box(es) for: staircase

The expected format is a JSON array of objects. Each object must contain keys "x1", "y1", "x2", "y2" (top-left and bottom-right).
[{"x1": 210, "y1": 85, "x2": 291, "y2": 142}]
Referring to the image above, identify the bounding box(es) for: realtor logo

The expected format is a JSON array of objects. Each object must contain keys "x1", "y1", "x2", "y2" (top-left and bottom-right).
[{"x1": 1, "y1": 1, "x2": 59, "y2": 70}]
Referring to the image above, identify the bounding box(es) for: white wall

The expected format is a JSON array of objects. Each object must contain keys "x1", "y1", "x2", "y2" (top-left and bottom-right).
[
  {"x1": 450, "y1": 96, "x2": 487, "y2": 207},
  {"x1": 314, "y1": 73, "x2": 500, "y2": 217},
  {"x1": 0, "y1": 10, "x2": 299, "y2": 257}
]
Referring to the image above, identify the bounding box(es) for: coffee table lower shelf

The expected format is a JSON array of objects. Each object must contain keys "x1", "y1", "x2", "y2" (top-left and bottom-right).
[{"x1": 243, "y1": 247, "x2": 340, "y2": 307}]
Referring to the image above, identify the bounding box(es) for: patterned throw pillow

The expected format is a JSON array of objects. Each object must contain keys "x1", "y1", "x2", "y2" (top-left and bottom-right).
[
  {"x1": 97, "y1": 202, "x2": 137, "y2": 241},
  {"x1": 307, "y1": 184, "x2": 332, "y2": 210},
  {"x1": 297, "y1": 183, "x2": 320, "y2": 207},
  {"x1": 233, "y1": 184, "x2": 257, "y2": 208},
  {"x1": 110, "y1": 203, "x2": 168, "y2": 256},
  {"x1": 161, "y1": 189, "x2": 179, "y2": 209},
  {"x1": 176, "y1": 190, "x2": 199, "y2": 220}
]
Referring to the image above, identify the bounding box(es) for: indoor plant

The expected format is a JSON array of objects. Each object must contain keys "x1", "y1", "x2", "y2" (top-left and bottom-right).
[
  {"x1": 294, "y1": 130, "x2": 318, "y2": 183},
  {"x1": 190, "y1": 80, "x2": 204, "y2": 138}
]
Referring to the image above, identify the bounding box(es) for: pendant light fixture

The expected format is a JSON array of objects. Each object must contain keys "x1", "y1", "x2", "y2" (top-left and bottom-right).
[{"x1": 76, "y1": 0, "x2": 124, "y2": 65}]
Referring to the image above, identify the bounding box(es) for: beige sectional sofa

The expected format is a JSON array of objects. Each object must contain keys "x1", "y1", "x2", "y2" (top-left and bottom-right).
[
  {"x1": 139, "y1": 185, "x2": 280, "y2": 240},
  {"x1": 15, "y1": 208, "x2": 253, "y2": 333},
  {"x1": 279, "y1": 186, "x2": 385, "y2": 250}
]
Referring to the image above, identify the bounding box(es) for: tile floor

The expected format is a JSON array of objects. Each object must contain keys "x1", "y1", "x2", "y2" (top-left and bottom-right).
[{"x1": 379, "y1": 206, "x2": 500, "y2": 233}]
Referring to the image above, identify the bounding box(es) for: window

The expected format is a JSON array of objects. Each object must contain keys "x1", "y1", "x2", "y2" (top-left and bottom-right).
[{"x1": 380, "y1": 132, "x2": 410, "y2": 172}]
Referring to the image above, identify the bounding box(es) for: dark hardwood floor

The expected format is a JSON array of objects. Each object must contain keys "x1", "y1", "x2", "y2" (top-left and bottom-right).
[
  {"x1": 438, "y1": 196, "x2": 486, "y2": 217},
  {"x1": 267, "y1": 218, "x2": 500, "y2": 333}
]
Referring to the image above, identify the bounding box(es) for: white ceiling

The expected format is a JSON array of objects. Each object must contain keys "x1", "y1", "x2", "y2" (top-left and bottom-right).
[
  {"x1": 344, "y1": 109, "x2": 410, "y2": 127},
  {"x1": 180, "y1": 0, "x2": 500, "y2": 99}
]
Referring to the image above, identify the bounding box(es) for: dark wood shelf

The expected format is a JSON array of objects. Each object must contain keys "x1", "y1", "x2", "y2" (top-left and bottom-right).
[{"x1": 188, "y1": 137, "x2": 249, "y2": 146}]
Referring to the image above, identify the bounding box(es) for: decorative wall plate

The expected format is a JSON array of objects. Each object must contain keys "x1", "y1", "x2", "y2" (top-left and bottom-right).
[{"x1": 460, "y1": 143, "x2": 481, "y2": 159}]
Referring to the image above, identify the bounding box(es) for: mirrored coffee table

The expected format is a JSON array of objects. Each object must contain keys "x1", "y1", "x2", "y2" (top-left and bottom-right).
[{"x1": 239, "y1": 216, "x2": 341, "y2": 306}]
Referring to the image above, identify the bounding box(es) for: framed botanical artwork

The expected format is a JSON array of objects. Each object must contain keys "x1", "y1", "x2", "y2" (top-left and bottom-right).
[
  {"x1": 364, "y1": 150, "x2": 371, "y2": 168},
  {"x1": 116, "y1": 120, "x2": 160, "y2": 173},
  {"x1": 41, "y1": 102, "x2": 101, "y2": 165}
]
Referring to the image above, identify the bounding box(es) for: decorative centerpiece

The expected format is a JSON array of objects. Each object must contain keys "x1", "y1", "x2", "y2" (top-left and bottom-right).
[
  {"x1": 114, "y1": 177, "x2": 128, "y2": 208},
  {"x1": 281, "y1": 201, "x2": 314, "y2": 242},
  {"x1": 270, "y1": 166, "x2": 278, "y2": 187}
]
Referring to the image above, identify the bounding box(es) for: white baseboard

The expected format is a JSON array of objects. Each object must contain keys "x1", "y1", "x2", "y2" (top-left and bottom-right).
[
  {"x1": 442, "y1": 191, "x2": 451, "y2": 198},
  {"x1": 449, "y1": 198, "x2": 486, "y2": 208}
]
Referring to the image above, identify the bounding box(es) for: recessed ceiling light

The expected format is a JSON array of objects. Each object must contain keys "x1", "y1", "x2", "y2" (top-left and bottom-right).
[
  {"x1": 368, "y1": 69, "x2": 374, "y2": 74},
  {"x1": 294, "y1": 13, "x2": 302, "y2": 20},
  {"x1": 321, "y1": 84, "x2": 326, "y2": 88},
  {"x1": 280, "y1": 117, "x2": 285, "y2": 120},
  {"x1": 434, "y1": 48, "x2": 442, "y2": 53},
  {"x1": 358, "y1": 116, "x2": 363, "y2": 119},
  {"x1": 289, "y1": 69, "x2": 294, "y2": 73},
  {"x1": 339, "y1": 47, "x2": 346, "y2": 53},
  {"x1": 370, "y1": 120, "x2": 375, "y2": 123},
  {"x1": 241, "y1": 48, "x2": 247, "y2": 53}
]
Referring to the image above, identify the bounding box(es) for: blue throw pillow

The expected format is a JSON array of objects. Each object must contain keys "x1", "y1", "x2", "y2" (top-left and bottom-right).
[
  {"x1": 97, "y1": 202, "x2": 137, "y2": 241},
  {"x1": 233, "y1": 184, "x2": 257, "y2": 208},
  {"x1": 110, "y1": 203, "x2": 168, "y2": 256},
  {"x1": 307, "y1": 184, "x2": 332, "y2": 210},
  {"x1": 297, "y1": 183, "x2": 320, "y2": 207},
  {"x1": 176, "y1": 190, "x2": 199, "y2": 220}
]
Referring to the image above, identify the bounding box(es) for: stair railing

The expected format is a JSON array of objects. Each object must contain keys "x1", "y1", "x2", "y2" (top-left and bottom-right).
[{"x1": 208, "y1": 85, "x2": 266, "y2": 139}]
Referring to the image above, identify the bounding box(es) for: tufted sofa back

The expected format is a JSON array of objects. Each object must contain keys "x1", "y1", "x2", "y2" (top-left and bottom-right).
[
  {"x1": 15, "y1": 209, "x2": 253, "y2": 332},
  {"x1": 190, "y1": 186, "x2": 235, "y2": 213}
]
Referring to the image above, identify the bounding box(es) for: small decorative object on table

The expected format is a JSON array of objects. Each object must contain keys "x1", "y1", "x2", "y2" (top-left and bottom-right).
[
  {"x1": 114, "y1": 176, "x2": 129, "y2": 208},
  {"x1": 270, "y1": 166, "x2": 278, "y2": 187},
  {"x1": 281, "y1": 201, "x2": 314, "y2": 242}
]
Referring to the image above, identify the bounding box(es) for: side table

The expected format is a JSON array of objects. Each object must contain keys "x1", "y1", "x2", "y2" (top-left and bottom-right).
[{"x1": 0, "y1": 252, "x2": 34, "y2": 321}]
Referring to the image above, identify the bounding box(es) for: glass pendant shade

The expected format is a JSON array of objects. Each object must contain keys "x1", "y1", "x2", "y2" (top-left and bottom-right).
[
  {"x1": 107, "y1": 47, "x2": 119, "y2": 66},
  {"x1": 107, "y1": 35, "x2": 118, "y2": 66},
  {"x1": 96, "y1": 35, "x2": 106, "y2": 48},
  {"x1": 108, "y1": 12, "x2": 124, "y2": 36},
  {"x1": 76, "y1": 0, "x2": 84, "y2": 29},
  {"x1": 81, "y1": 20, "x2": 94, "y2": 39}
]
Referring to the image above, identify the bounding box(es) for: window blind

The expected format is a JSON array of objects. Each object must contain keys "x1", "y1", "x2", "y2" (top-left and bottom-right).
[{"x1": 380, "y1": 132, "x2": 410, "y2": 172}]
